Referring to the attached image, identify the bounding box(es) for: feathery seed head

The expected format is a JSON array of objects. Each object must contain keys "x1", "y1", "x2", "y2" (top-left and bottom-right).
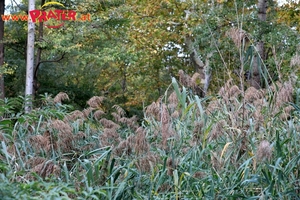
[{"x1": 256, "y1": 140, "x2": 272, "y2": 162}]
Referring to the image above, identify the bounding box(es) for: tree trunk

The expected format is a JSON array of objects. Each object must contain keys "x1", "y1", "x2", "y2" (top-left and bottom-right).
[
  {"x1": 249, "y1": 0, "x2": 267, "y2": 89},
  {"x1": 185, "y1": 35, "x2": 211, "y2": 97},
  {"x1": 25, "y1": 0, "x2": 35, "y2": 113},
  {"x1": 33, "y1": 0, "x2": 45, "y2": 96},
  {"x1": 184, "y1": 10, "x2": 211, "y2": 97},
  {"x1": 0, "y1": 0, "x2": 5, "y2": 99}
]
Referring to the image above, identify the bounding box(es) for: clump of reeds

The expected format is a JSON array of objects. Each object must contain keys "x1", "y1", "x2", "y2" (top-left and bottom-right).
[
  {"x1": 206, "y1": 99, "x2": 222, "y2": 114},
  {"x1": 114, "y1": 135, "x2": 135, "y2": 156},
  {"x1": 161, "y1": 103, "x2": 174, "y2": 149},
  {"x1": 99, "y1": 127, "x2": 120, "y2": 147},
  {"x1": 119, "y1": 116, "x2": 138, "y2": 130},
  {"x1": 244, "y1": 87, "x2": 264, "y2": 103},
  {"x1": 209, "y1": 120, "x2": 226, "y2": 141},
  {"x1": 0, "y1": 132, "x2": 3, "y2": 140},
  {"x1": 135, "y1": 153, "x2": 158, "y2": 172},
  {"x1": 168, "y1": 91, "x2": 178, "y2": 110},
  {"x1": 134, "y1": 127, "x2": 150, "y2": 155},
  {"x1": 256, "y1": 140, "x2": 272, "y2": 162},
  {"x1": 167, "y1": 157, "x2": 178, "y2": 176},
  {"x1": 53, "y1": 92, "x2": 69, "y2": 104},
  {"x1": 29, "y1": 130, "x2": 56, "y2": 154},
  {"x1": 99, "y1": 118, "x2": 120, "y2": 129},
  {"x1": 93, "y1": 110, "x2": 105, "y2": 120},
  {"x1": 274, "y1": 81, "x2": 294, "y2": 107},
  {"x1": 83, "y1": 107, "x2": 95, "y2": 118},
  {"x1": 145, "y1": 101, "x2": 161, "y2": 121},
  {"x1": 31, "y1": 160, "x2": 61, "y2": 179},
  {"x1": 193, "y1": 120, "x2": 204, "y2": 142},
  {"x1": 51, "y1": 119, "x2": 74, "y2": 153},
  {"x1": 290, "y1": 53, "x2": 300, "y2": 67},
  {"x1": 87, "y1": 96, "x2": 105, "y2": 108},
  {"x1": 211, "y1": 152, "x2": 222, "y2": 171},
  {"x1": 64, "y1": 110, "x2": 85, "y2": 123}
]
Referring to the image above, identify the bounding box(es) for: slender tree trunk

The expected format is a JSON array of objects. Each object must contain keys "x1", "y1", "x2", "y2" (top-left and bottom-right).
[
  {"x1": 25, "y1": 0, "x2": 35, "y2": 113},
  {"x1": 185, "y1": 35, "x2": 211, "y2": 97},
  {"x1": 184, "y1": 11, "x2": 211, "y2": 97},
  {"x1": 249, "y1": 0, "x2": 267, "y2": 89},
  {"x1": 0, "y1": 0, "x2": 5, "y2": 99},
  {"x1": 34, "y1": 0, "x2": 45, "y2": 96}
]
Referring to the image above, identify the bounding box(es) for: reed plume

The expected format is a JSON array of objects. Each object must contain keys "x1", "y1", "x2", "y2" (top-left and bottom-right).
[{"x1": 53, "y1": 92, "x2": 69, "y2": 104}]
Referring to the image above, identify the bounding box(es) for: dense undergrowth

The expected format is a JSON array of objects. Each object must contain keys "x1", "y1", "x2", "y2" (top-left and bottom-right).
[{"x1": 0, "y1": 77, "x2": 300, "y2": 199}]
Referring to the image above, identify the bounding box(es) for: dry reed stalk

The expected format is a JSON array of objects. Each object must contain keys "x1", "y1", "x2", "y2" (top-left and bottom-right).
[
  {"x1": 74, "y1": 131, "x2": 86, "y2": 141},
  {"x1": 253, "y1": 109, "x2": 264, "y2": 131},
  {"x1": 112, "y1": 105, "x2": 126, "y2": 117},
  {"x1": 26, "y1": 157, "x2": 46, "y2": 168},
  {"x1": 31, "y1": 160, "x2": 61, "y2": 179},
  {"x1": 171, "y1": 110, "x2": 179, "y2": 118},
  {"x1": 0, "y1": 132, "x2": 5, "y2": 141},
  {"x1": 145, "y1": 102, "x2": 160, "y2": 121},
  {"x1": 244, "y1": 87, "x2": 264, "y2": 103},
  {"x1": 206, "y1": 100, "x2": 221, "y2": 114},
  {"x1": 83, "y1": 107, "x2": 95, "y2": 118},
  {"x1": 119, "y1": 116, "x2": 139, "y2": 130},
  {"x1": 290, "y1": 53, "x2": 300, "y2": 67},
  {"x1": 167, "y1": 157, "x2": 177, "y2": 176},
  {"x1": 29, "y1": 131, "x2": 55, "y2": 154},
  {"x1": 193, "y1": 171, "x2": 206, "y2": 179},
  {"x1": 114, "y1": 135, "x2": 135, "y2": 156},
  {"x1": 256, "y1": 140, "x2": 272, "y2": 162},
  {"x1": 275, "y1": 81, "x2": 293, "y2": 108},
  {"x1": 226, "y1": 28, "x2": 249, "y2": 48},
  {"x1": 209, "y1": 120, "x2": 226, "y2": 141},
  {"x1": 53, "y1": 92, "x2": 69, "y2": 104},
  {"x1": 211, "y1": 152, "x2": 221, "y2": 171},
  {"x1": 280, "y1": 105, "x2": 294, "y2": 120},
  {"x1": 99, "y1": 118, "x2": 120, "y2": 129},
  {"x1": 193, "y1": 121, "x2": 204, "y2": 142},
  {"x1": 229, "y1": 85, "x2": 241, "y2": 99},
  {"x1": 93, "y1": 110, "x2": 105, "y2": 120},
  {"x1": 111, "y1": 112, "x2": 120, "y2": 122},
  {"x1": 51, "y1": 120, "x2": 74, "y2": 153},
  {"x1": 161, "y1": 104, "x2": 175, "y2": 149},
  {"x1": 99, "y1": 128, "x2": 120, "y2": 147},
  {"x1": 157, "y1": 183, "x2": 172, "y2": 193},
  {"x1": 134, "y1": 127, "x2": 150, "y2": 155},
  {"x1": 66, "y1": 110, "x2": 85, "y2": 121},
  {"x1": 87, "y1": 96, "x2": 106, "y2": 108},
  {"x1": 135, "y1": 153, "x2": 158, "y2": 172}
]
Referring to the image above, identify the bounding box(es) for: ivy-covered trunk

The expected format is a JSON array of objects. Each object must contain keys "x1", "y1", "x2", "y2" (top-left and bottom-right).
[{"x1": 249, "y1": 0, "x2": 268, "y2": 89}]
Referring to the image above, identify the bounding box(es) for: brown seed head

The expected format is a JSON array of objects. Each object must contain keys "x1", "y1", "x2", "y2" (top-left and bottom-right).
[
  {"x1": 87, "y1": 96, "x2": 106, "y2": 108},
  {"x1": 53, "y1": 92, "x2": 69, "y2": 104},
  {"x1": 94, "y1": 110, "x2": 105, "y2": 120},
  {"x1": 256, "y1": 140, "x2": 272, "y2": 162}
]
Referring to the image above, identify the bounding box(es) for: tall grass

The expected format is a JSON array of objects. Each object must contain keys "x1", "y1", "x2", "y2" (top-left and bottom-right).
[{"x1": 0, "y1": 78, "x2": 299, "y2": 199}]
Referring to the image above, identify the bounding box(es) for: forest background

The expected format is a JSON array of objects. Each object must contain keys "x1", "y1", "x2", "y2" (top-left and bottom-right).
[{"x1": 0, "y1": 0, "x2": 299, "y2": 116}]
